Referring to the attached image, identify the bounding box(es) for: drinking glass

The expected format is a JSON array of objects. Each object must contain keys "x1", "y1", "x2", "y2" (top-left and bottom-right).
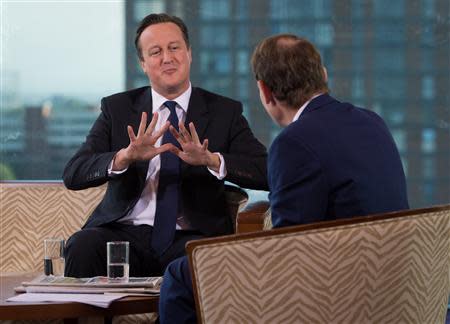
[
  {"x1": 44, "y1": 238, "x2": 65, "y2": 277},
  {"x1": 107, "y1": 241, "x2": 129, "y2": 282}
]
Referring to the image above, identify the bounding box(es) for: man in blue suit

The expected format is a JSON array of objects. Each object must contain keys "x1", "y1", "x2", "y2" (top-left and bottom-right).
[{"x1": 158, "y1": 34, "x2": 409, "y2": 323}]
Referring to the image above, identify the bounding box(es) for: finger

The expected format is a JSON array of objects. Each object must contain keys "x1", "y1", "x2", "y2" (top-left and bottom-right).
[
  {"x1": 137, "y1": 112, "x2": 147, "y2": 137},
  {"x1": 169, "y1": 125, "x2": 184, "y2": 144},
  {"x1": 127, "y1": 125, "x2": 137, "y2": 142},
  {"x1": 179, "y1": 123, "x2": 192, "y2": 142},
  {"x1": 166, "y1": 144, "x2": 190, "y2": 163},
  {"x1": 157, "y1": 143, "x2": 177, "y2": 154},
  {"x1": 176, "y1": 123, "x2": 186, "y2": 141},
  {"x1": 202, "y1": 139, "x2": 209, "y2": 151},
  {"x1": 189, "y1": 122, "x2": 200, "y2": 144},
  {"x1": 146, "y1": 112, "x2": 159, "y2": 135},
  {"x1": 152, "y1": 121, "x2": 170, "y2": 142}
]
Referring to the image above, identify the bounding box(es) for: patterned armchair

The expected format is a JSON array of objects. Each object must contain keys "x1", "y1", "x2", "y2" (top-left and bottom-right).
[
  {"x1": 0, "y1": 181, "x2": 105, "y2": 273},
  {"x1": 0, "y1": 181, "x2": 248, "y2": 273},
  {"x1": 187, "y1": 205, "x2": 450, "y2": 324},
  {"x1": 0, "y1": 181, "x2": 248, "y2": 324}
]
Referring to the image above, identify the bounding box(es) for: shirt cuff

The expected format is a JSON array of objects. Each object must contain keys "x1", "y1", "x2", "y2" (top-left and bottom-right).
[
  {"x1": 108, "y1": 154, "x2": 128, "y2": 176},
  {"x1": 207, "y1": 153, "x2": 227, "y2": 180}
]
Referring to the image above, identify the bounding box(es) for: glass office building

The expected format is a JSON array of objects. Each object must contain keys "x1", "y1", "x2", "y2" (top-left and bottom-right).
[{"x1": 125, "y1": 0, "x2": 449, "y2": 207}]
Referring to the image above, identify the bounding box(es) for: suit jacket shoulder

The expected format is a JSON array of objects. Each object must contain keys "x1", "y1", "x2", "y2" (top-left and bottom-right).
[
  {"x1": 191, "y1": 87, "x2": 243, "y2": 114},
  {"x1": 100, "y1": 87, "x2": 151, "y2": 115},
  {"x1": 192, "y1": 87, "x2": 242, "y2": 105},
  {"x1": 103, "y1": 86, "x2": 149, "y2": 101}
]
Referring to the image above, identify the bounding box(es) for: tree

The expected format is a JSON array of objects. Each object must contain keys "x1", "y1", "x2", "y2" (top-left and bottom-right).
[{"x1": 0, "y1": 163, "x2": 16, "y2": 180}]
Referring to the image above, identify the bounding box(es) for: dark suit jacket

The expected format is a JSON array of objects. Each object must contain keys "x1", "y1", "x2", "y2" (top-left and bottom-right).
[
  {"x1": 63, "y1": 86, "x2": 268, "y2": 236},
  {"x1": 269, "y1": 94, "x2": 409, "y2": 227}
]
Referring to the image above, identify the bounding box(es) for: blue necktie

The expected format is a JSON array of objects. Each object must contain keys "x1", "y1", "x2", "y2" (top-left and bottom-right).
[{"x1": 151, "y1": 101, "x2": 181, "y2": 255}]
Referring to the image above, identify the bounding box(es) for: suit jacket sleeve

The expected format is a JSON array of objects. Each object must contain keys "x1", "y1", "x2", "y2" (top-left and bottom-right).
[
  {"x1": 269, "y1": 133, "x2": 329, "y2": 227},
  {"x1": 221, "y1": 103, "x2": 268, "y2": 190},
  {"x1": 62, "y1": 98, "x2": 116, "y2": 190}
]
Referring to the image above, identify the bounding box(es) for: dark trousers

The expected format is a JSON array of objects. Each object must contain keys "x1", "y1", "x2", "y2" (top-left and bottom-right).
[
  {"x1": 64, "y1": 223, "x2": 204, "y2": 277},
  {"x1": 159, "y1": 256, "x2": 197, "y2": 324}
]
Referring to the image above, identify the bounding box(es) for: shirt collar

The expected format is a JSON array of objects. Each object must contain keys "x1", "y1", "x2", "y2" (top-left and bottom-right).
[
  {"x1": 292, "y1": 93, "x2": 324, "y2": 122},
  {"x1": 151, "y1": 83, "x2": 192, "y2": 113}
]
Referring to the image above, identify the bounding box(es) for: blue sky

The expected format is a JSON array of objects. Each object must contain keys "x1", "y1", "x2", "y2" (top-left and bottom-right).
[{"x1": 1, "y1": 0, "x2": 124, "y2": 103}]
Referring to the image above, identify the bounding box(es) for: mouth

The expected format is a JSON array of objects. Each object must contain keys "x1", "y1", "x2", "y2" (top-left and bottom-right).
[{"x1": 162, "y1": 68, "x2": 177, "y2": 74}]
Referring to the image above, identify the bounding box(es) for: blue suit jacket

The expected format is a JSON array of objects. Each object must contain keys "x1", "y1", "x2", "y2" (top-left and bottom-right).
[{"x1": 269, "y1": 94, "x2": 409, "y2": 227}]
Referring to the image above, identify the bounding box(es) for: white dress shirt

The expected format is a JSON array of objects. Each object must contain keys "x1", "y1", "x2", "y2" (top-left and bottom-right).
[
  {"x1": 109, "y1": 84, "x2": 226, "y2": 227},
  {"x1": 292, "y1": 93, "x2": 323, "y2": 122}
]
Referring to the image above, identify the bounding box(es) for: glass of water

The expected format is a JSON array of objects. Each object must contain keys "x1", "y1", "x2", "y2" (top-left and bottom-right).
[
  {"x1": 107, "y1": 241, "x2": 129, "y2": 283},
  {"x1": 44, "y1": 238, "x2": 65, "y2": 277}
]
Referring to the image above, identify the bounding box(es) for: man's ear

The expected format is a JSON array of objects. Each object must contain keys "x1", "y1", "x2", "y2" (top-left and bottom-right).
[
  {"x1": 140, "y1": 59, "x2": 146, "y2": 73},
  {"x1": 257, "y1": 80, "x2": 275, "y2": 105},
  {"x1": 322, "y1": 66, "x2": 328, "y2": 82},
  {"x1": 187, "y1": 47, "x2": 192, "y2": 64}
]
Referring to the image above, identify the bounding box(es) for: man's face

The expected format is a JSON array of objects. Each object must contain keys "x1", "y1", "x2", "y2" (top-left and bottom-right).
[{"x1": 138, "y1": 22, "x2": 192, "y2": 98}]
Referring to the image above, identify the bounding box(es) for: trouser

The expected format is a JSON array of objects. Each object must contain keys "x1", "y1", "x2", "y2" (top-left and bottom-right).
[
  {"x1": 159, "y1": 256, "x2": 197, "y2": 324},
  {"x1": 64, "y1": 222, "x2": 204, "y2": 277}
]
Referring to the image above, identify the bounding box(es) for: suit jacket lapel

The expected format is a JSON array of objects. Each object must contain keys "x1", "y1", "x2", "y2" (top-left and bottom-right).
[
  {"x1": 183, "y1": 88, "x2": 210, "y2": 173},
  {"x1": 132, "y1": 87, "x2": 153, "y2": 183},
  {"x1": 132, "y1": 87, "x2": 153, "y2": 115},
  {"x1": 185, "y1": 88, "x2": 210, "y2": 141}
]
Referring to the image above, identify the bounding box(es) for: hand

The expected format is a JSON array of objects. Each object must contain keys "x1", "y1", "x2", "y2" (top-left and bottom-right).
[
  {"x1": 113, "y1": 112, "x2": 172, "y2": 170},
  {"x1": 169, "y1": 122, "x2": 221, "y2": 171}
]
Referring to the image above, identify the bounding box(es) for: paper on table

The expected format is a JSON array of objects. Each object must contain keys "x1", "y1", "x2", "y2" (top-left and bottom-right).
[
  {"x1": 24, "y1": 285, "x2": 160, "y2": 295},
  {"x1": 22, "y1": 275, "x2": 162, "y2": 288},
  {"x1": 7, "y1": 292, "x2": 128, "y2": 308}
]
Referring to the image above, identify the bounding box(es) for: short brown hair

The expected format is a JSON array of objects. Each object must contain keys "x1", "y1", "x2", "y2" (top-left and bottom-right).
[
  {"x1": 251, "y1": 34, "x2": 328, "y2": 108},
  {"x1": 135, "y1": 13, "x2": 190, "y2": 61}
]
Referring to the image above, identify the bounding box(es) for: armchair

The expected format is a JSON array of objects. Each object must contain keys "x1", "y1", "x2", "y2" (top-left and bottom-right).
[
  {"x1": 0, "y1": 181, "x2": 250, "y2": 323},
  {"x1": 0, "y1": 182, "x2": 249, "y2": 273},
  {"x1": 223, "y1": 184, "x2": 249, "y2": 232},
  {"x1": 187, "y1": 204, "x2": 450, "y2": 323},
  {"x1": 236, "y1": 200, "x2": 271, "y2": 233}
]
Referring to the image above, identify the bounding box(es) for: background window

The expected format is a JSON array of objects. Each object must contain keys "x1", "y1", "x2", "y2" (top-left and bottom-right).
[{"x1": 1, "y1": 0, "x2": 449, "y2": 209}]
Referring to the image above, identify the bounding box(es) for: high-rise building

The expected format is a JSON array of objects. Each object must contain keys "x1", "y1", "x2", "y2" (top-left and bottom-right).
[{"x1": 125, "y1": 0, "x2": 450, "y2": 207}]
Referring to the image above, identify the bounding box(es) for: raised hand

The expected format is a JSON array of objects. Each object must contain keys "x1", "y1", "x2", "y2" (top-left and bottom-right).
[
  {"x1": 169, "y1": 122, "x2": 220, "y2": 171},
  {"x1": 112, "y1": 112, "x2": 173, "y2": 170}
]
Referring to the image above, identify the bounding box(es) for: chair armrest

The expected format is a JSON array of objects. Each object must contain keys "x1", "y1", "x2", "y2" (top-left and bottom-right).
[{"x1": 236, "y1": 200, "x2": 270, "y2": 233}]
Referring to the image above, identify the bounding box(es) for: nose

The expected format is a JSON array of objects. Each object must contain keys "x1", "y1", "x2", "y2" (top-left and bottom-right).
[{"x1": 162, "y1": 50, "x2": 174, "y2": 63}]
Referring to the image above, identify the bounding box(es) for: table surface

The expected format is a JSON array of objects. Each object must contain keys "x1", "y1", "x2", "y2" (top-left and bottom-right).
[{"x1": 0, "y1": 272, "x2": 158, "y2": 320}]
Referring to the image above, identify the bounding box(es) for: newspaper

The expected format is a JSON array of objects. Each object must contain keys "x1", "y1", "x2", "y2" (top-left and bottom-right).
[
  {"x1": 8, "y1": 292, "x2": 127, "y2": 308},
  {"x1": 17, "y1": 274, "x2": 162, "y2": 295},
  {"x1": 9, "y1": 275, "x2": 161, "y2": 308}
]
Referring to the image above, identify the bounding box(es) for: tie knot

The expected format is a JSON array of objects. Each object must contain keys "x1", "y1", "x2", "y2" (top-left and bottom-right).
[{"x1": 164, "y1": 101, "x2": 177, "y2": 114}]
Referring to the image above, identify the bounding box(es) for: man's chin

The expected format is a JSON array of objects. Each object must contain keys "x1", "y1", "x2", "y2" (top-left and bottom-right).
[{"x1": 160, "y1": 82, "x2": 188, "y2": 97}]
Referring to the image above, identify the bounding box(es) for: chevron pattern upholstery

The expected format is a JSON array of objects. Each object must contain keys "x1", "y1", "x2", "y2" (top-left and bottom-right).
[
  {"x1": 188, "y1": 205, "x2": 450, "y2": 324},
  {"x1": 0, "y1": 182, "x2": 157, "y2": 324},
  {"x1": 0, "y1": 182, "x2": 249, "y2": 323},
  {"x1": 0, "y1": 182, "x2": 105, "y2": 273},
  {"x1": 0, "y1": 182, "x2": 248, "y2": 273}
]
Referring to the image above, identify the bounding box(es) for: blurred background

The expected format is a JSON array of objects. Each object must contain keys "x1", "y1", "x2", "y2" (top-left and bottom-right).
[{"x1": 1, "y1": 0, "x2": 449, "y2": 208}]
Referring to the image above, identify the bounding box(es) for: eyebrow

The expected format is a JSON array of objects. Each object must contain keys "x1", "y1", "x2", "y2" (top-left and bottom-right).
[{"x1": 148, "y1": 41, "x2": 181, "y2": 50}]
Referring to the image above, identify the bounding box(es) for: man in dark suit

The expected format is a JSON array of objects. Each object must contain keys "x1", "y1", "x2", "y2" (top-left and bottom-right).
[
  {"x1": 62, "y1": 13, "x2": 267, "y2": 278},
  {"x1": 158, "y1": 34, "x2": 409, "y2": 323}
]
